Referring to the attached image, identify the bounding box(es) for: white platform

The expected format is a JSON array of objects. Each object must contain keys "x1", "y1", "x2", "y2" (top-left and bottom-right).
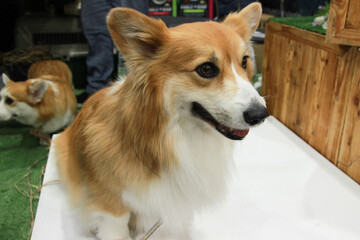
[{"x1": 32, "y1": 117, "x2": 360, "y2": 240}]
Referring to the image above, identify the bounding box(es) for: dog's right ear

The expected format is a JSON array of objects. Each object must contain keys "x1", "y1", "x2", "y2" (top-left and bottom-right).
[
  {"x1": 107, "y1": 8, "x2": 169, "y2": 63},
  {"x1": 2, "y1": 74, "x2": 13, "y2": 86},
  {"x1": 28, "y1": 80, "x2": 48, "y2": 104}
]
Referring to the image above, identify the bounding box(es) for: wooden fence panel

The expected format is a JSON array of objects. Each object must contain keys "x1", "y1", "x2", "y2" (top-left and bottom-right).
[{"x1": 262, "y1": 21, "x2": 360, "y2": 183}]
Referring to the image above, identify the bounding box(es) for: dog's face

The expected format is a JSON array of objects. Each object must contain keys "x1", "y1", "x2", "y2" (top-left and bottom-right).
[
  {"x1": 0, "y1": 74, "x2": 47, "y2": 124},
  {"x1": 163, "y1": 19, "x2": 268, "y2": 140},
  {"x1": 107, "y1": 3, "x2": 268, "y2": 140}
]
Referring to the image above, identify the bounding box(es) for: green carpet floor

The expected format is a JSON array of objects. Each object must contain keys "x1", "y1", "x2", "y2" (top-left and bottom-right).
[{"x1": 0, "y1": 121, "x2": 48, "y2": 240}]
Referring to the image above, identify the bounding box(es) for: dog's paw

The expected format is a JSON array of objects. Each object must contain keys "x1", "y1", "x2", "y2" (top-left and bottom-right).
[
  {"x1": 120, "y1": 237, "x2": 132, "y2": 240},
  {"x1": 39, "y1": 137, "x2": 51, "y2": 146},
  {"x1": 30, "y1": 129, "x2": 51, "y2": 145},
  {"x1": 96, "y1": 230, "x2": 133, "y2": 240},
  {"x1": 88, "y1": 211, "x2": 132, "y2": 240},
  {"x1": 96, "y1": 234, "x2": 132, "y2": 240}
]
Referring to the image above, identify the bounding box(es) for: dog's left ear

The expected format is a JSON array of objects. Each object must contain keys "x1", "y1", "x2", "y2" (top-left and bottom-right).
[
  {"x1": 28, "y1": 80, "x2": 48, "y2": 104},
  {"x1": 107, "y1": 8, "x2": 169, "y2": 63},
  {"x1": 223, "y1": 2, "x2": 262, "y2": 42}
]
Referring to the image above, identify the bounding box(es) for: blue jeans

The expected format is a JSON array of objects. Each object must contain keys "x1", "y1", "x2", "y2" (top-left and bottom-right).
[{"x1": 81, "y1": 0, "x2": 148, "y2": 94}]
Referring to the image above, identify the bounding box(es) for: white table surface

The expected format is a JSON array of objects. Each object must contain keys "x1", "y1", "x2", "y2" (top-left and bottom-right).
[{"x1": 31, "y1": 116, "x2": 360, "y2": 240}]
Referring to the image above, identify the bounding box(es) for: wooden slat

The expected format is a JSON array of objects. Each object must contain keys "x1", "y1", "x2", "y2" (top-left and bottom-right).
[
  {"x1": 327, "y1": 0, "x2": 349, "y2": 34},
  {"x1": 326, "y1": 0, "x2": 360, "y2": 46},
  {"x1": 346, "y1": 0, "x2": 360, "y2": 29},
  {"x1": 326, "y1": 48, "x2": 358, "y2": 163},
  {"x1": 301, "y1": 45, "x2": 320, "y2": 145},
  {"x1": 266, "y1": 21, "x2": 350, "y2": 56},
  {"x1": 337, "y1": 50, "x2": 360, "y2": 183}
]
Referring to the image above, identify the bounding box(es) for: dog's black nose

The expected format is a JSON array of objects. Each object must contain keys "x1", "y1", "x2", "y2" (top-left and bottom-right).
[{"x1": 243, "y1": 104, "x2": 269, "y2": 126}]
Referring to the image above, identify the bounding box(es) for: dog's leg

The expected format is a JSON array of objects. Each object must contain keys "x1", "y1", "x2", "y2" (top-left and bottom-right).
[
  {"x1": 30, "y1": 129, "x2": 51, "y2": 146},
  {"x1": 81, "y1": 190, "x2": 133, "y2": 240},
  {"x1": 88, "y1": 211, "x2": 132, "y2": 240}
]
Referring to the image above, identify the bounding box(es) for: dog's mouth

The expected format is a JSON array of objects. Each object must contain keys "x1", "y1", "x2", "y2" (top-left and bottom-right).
[{"x1": 192, "y1": 102, "x2": 249, "y2": 140}]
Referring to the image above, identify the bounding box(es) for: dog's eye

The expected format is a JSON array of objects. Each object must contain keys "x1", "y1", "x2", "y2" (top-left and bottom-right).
[
  {"x1": 196, "y1": 62, "x2": 219, "y2": 78},
  {"x1": 5, "y1": 97, "x2": 14, "y2": 105},
  {"x1": 242, "y1": 55, "x2": 249, "y2": 70}
]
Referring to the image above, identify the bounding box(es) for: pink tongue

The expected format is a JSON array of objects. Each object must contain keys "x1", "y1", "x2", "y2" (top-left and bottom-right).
[{"x1": 233, "y1": 129, "x2": 249, "y2": 137}]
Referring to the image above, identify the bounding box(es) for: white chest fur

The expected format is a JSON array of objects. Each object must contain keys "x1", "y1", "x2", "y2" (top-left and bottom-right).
[
  {"x1": 39, "y1": 108, "x2": 74, "y2": 133},
  {"x1": 122, "y1": 121, "x2": 235, "y2": 235}
]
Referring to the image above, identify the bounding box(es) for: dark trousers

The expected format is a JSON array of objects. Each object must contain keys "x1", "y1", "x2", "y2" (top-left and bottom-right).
[{"x1": 81, "y1": 0, "x2": 148, "y2": 94}]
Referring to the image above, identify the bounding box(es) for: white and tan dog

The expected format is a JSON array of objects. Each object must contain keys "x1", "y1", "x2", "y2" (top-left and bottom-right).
[
  {"x1": 55, "y1": 3, "x2": 268, "y2": 239},
  {"x1": 0, "y1": 60, "x2": 77, "y2": 135}
]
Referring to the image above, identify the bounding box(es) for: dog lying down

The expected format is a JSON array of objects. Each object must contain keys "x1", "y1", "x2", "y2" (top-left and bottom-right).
[
  {"x1": 54, "y1": 3, "x2": 268, "y2": 239},
  {"x1": 0, "y1": 60, "x2": 77, "y2": 143}
]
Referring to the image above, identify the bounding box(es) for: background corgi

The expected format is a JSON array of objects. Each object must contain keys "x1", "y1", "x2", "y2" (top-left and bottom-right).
[
  {"x1": 0, "y1": 60, "x2": 77, "y2": 136},
  {"x1": 55, "y1": 3, "x2": 268, "y2": 239}
]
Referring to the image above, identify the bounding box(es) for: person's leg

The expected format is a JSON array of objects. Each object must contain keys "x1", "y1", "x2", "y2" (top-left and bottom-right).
[
  {"x1": 81, "y1": 0, "x2": 114, "y2": 97},
  {"x1": 115, "y1": 0, "x2": 149, "y2": 14}
]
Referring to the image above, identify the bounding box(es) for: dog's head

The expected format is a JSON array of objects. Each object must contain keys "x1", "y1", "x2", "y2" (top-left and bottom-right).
[
  {"x1": 107, "y1": 3, "x2": 268, "y2": 140},
  {"x1": 0, "y1": 74, "x2": 48, "y2": 122}
]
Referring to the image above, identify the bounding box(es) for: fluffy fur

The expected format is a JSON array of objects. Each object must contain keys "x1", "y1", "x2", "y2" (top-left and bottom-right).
[
  {"x1": 0, "y1": 60, "x2": 77, "y2": 134},
  {"x1": 55, "y1": 3, "x2": 267, "y2": 239}
]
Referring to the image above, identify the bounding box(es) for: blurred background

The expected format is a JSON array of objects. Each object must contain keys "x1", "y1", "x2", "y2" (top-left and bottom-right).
[{"x1": 0, "y1": 0, "x2": 328, "y2": 89}]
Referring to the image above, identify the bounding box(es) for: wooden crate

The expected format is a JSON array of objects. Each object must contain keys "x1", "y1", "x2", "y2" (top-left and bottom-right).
[{"x1": 262, "y1": 21, "x2": 360, "y2": 183}]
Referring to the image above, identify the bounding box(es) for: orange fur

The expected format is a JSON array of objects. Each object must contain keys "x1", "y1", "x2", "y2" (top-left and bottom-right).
[
  {"x1": 28, "y1": 60, "x2": 73, "y2": 87},
  {"x1": 56, "y1": 80, "x2": 173, "y2": 212}
]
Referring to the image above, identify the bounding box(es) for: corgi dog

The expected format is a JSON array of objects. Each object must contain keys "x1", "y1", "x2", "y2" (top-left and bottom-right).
[
  {"x1": 54, "y1": 3, "x2": 268, "y2": 239},
  {"x1": 0, "y1": 60, "x2": 77, "y2": 135}
]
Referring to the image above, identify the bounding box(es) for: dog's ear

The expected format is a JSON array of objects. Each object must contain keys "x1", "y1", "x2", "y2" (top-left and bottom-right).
[
  {"x1": 223, "y1": 3, "x2": 262, "y2": 42},
  {"x1": 2, "y1": 74, "x2": 13, "y2": 86},
  {"x1": 107, "y1": 8, "x2": 169, "y2": 62},
  {"x1": 28, "y1": 80, "x2": 48, "y2": 104}
]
